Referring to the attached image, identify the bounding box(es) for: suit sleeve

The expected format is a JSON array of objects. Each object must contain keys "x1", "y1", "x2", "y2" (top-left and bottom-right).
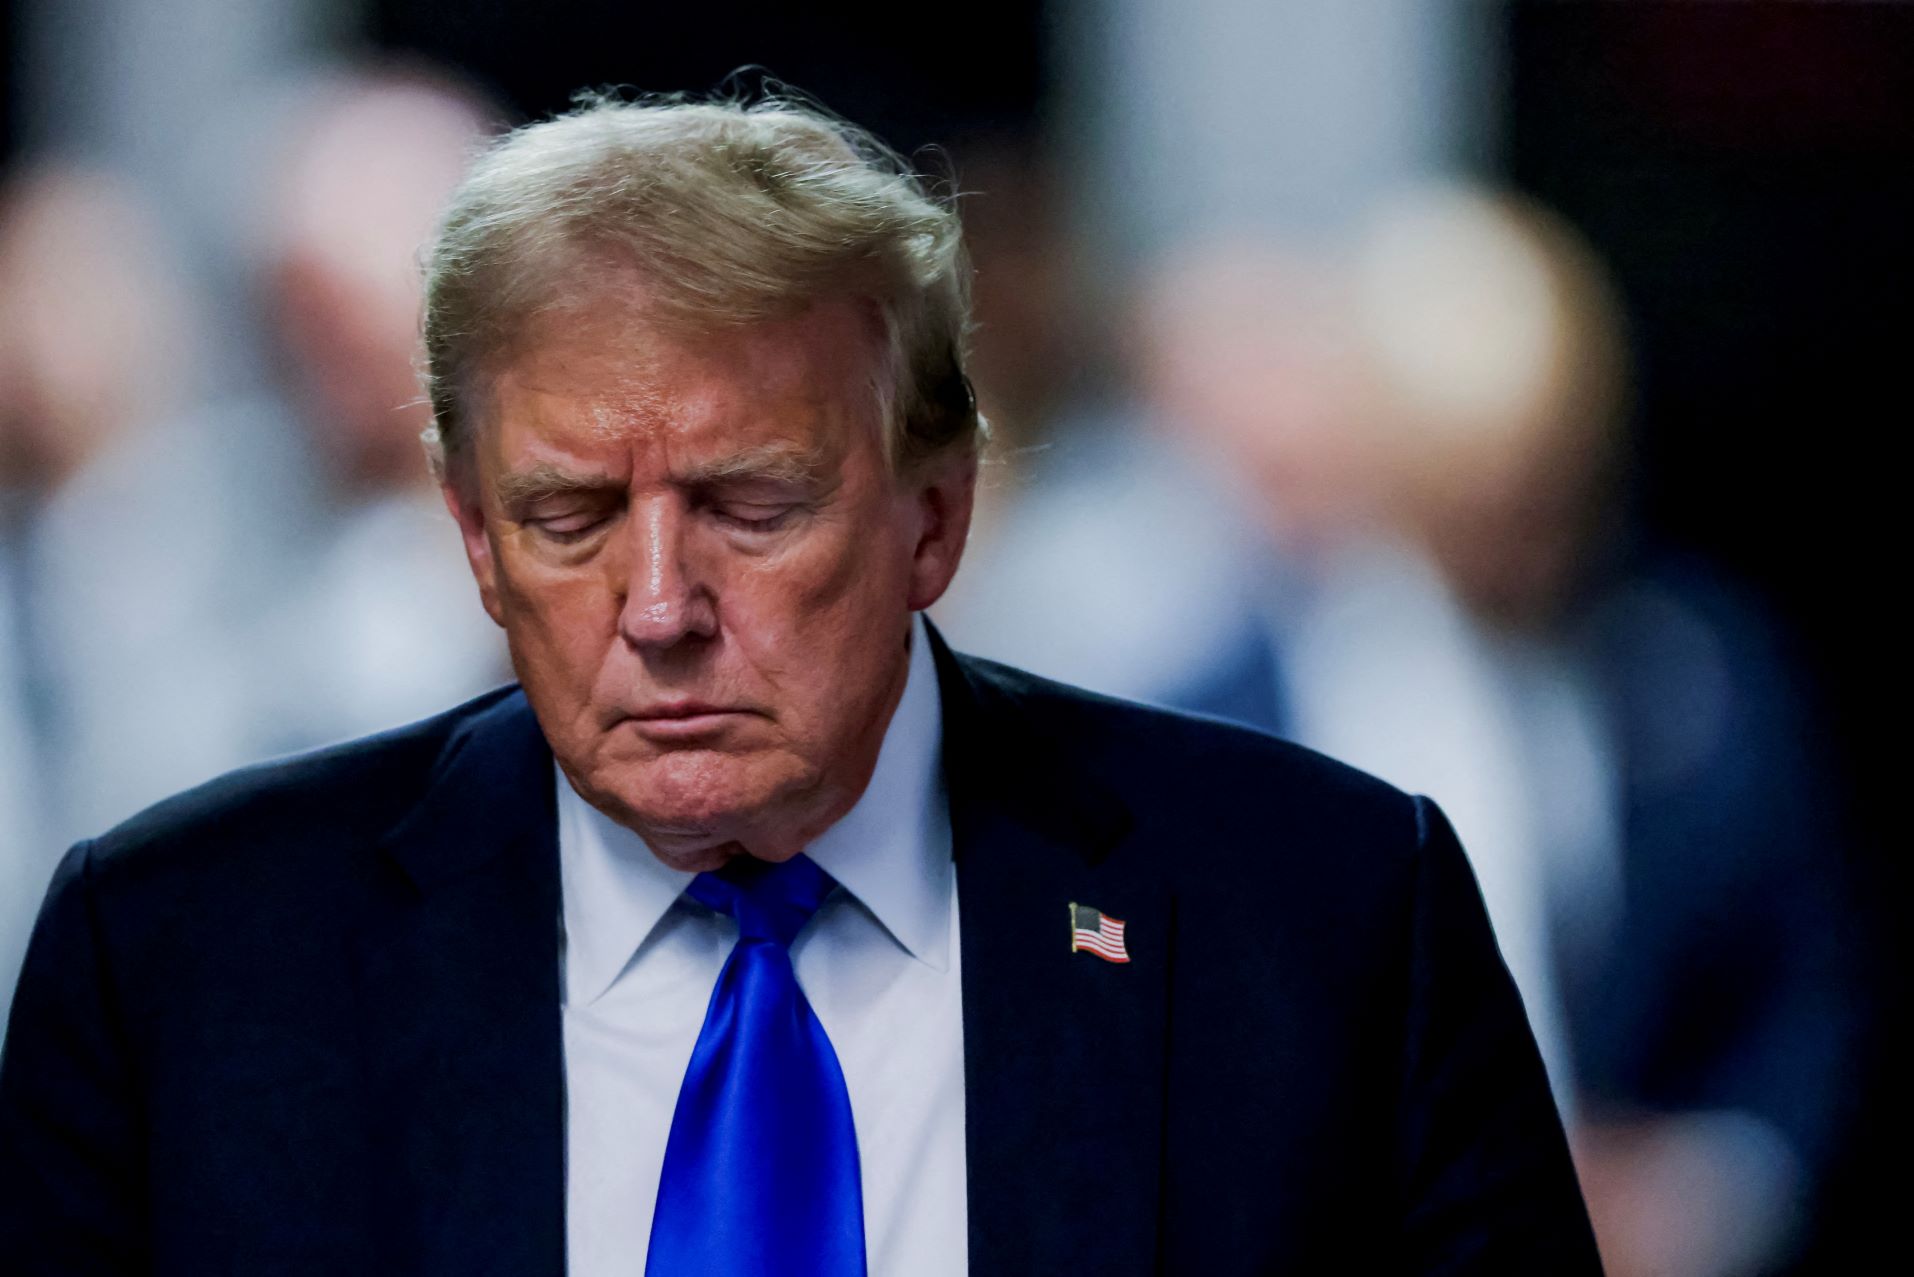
[
  {"x1": 1395, "y1": 796, "x2": 1603, "y2": 1274},
  {"x1": 0, "y1": 841, "x2": 146, "y2": 1274}
]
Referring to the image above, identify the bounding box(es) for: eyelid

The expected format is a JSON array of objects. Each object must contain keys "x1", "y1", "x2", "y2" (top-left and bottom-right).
[
  {"x1": 706, "y1": 477, "x2": 811, "y2": 503},
  {"x1": 711, "y1": 503, "x2": 799, "y2": 531},
  {"x1": 514, "y1": 486, "x2": 623, "y2": 523},
  {"x1": 525, "y1": 508, "x2": 615, "y2": 542}
]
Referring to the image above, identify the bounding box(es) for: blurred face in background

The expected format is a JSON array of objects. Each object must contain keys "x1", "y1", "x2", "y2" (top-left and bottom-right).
[
  {"x1": 1351, "y1": 187, "x2": 1626, "y2": 629},
  {"x1": 268, "y1": 77, "x2": 489, "y2": 492},
  {"x1": 443, "y1": 276, "x2": 975, "y2": 871},
  {"x1": 1139, "y1": 189, "x2": 1626, "y2": 629},
  {"x1": 1140, "y1": 242, "x2": 1392, "y2": 548},
  {"x1": 0, "y1": 168, "x2": 190, "y2": 492}
]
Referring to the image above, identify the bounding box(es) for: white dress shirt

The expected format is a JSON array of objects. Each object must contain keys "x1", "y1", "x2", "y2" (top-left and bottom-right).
[{"x1": 560, "y1": 614, "x2": 967, "y2": 1277}]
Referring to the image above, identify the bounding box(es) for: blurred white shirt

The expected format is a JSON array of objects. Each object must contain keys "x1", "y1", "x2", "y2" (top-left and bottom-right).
[
  {"x1": 33, "y1": 401, "x2": 507, "y2": 845},
  {"x1": 246, "y1": 487, "x2": 506, "y2": 756},
  {"x1": 1274, "y1": 538, "x2": 1595, "y2": 1109},
  {"x1": 560, "y1": 613, "x2": 966, "y2": 1277}
]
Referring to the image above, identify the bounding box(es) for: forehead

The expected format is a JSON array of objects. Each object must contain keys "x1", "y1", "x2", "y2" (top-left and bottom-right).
[{"x1": 478, "y1": 281, "x2": 887, "y2": 471}]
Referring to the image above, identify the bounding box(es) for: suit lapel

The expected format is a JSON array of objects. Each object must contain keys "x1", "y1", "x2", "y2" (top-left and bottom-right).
[
  {"x1": 356, "y1": 692, "x2": 567, "y2": 1277},
  {"x1": 932, "y1": 628, "x2": 1170, "y2": 1274}
]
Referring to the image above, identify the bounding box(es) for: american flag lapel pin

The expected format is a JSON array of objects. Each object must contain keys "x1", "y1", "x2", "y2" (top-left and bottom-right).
[{"x1": 1069, "y1": 902, "x2": 1130, "y2": 964}]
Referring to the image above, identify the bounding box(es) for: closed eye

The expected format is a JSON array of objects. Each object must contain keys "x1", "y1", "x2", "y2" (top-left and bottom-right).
[
  {"x1": 528, "y1": 510, "x2": 615, "y2": 543},
  {"x1": 711, "y1": 505, "x2": 799, "y2": 533}
]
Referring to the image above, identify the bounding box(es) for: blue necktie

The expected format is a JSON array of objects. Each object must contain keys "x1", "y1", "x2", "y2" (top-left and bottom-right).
[{"x1": 645, "y1": 854, "x2": 867, "y2": 1276}]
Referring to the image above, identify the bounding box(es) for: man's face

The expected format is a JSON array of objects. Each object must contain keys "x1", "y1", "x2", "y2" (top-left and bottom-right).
[{"x1": 444, "y1": 279, "x2": 974, "y2": 871}]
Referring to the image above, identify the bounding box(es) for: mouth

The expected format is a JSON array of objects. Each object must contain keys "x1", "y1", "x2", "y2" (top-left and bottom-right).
[{"x1": 620, "y1": 701, "x2": 756, "y2": 742}]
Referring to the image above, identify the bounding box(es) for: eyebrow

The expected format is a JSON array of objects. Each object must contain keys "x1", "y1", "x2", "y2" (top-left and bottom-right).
[
  {"x1": 491, "y1": 443, "x2": 837, "y2": 511},
  {"x1": 677, "y1": 442, "x2": 834, "y2": 489},
  {"x1": 493, "y1": 463, "x2": 620, "y2": 511}
]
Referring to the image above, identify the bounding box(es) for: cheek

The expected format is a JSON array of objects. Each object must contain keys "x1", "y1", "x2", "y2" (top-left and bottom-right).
[
  {"x1": 714, "y1": 519, "x2": 913, "y2": 737},
  {"x1": 493, "y1": 542, "x2": 623, "y2": 696},
  {"x1": 724, "y1": 515, "x2": 908, "y2": 649}
]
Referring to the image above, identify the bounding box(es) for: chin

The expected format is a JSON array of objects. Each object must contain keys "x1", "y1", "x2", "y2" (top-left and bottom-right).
[{"x1": 587, "y1": 746, "x2": 814, "y2": 844}]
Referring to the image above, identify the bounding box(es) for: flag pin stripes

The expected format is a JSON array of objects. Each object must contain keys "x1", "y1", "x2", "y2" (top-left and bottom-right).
[{"x1": 1069, "y1": 902, "x2": 1130, "y2": 963}]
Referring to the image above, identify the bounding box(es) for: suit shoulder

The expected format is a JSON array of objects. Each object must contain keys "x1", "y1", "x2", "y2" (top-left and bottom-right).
[
  {"x1": 960, "y1": 652, "x2": 1415, "y2": 832},
  {"x1": 956, "y1": 653, "x2": 1434, "y2": 947},
  {"x1": 81, "y1": 685, "x2": 523, "y2": 886}
]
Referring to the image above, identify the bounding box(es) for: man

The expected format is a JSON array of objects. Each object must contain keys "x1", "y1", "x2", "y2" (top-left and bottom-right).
[{"x1": 0, "y1": 95, "x2": 1600, "y2": 1274}]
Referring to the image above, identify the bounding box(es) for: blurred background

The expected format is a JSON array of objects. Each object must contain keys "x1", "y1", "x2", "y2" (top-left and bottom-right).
[{"x1": 0, "y1": 0, "x2": 1903, "y2": 1271}]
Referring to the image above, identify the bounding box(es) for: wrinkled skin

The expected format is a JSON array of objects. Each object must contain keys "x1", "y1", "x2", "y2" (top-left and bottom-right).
[{"x1": 443, "y1": 279, "x2": 975, "y2": 872}]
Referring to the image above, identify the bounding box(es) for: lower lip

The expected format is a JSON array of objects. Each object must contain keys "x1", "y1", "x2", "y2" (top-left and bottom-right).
[{"x1": 624, "y1": 712, "x2": 748, "y2": 741}]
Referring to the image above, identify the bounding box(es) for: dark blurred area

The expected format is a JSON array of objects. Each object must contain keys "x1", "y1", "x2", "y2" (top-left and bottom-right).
[
  {"x1": 1, "y1": 1, "x2": 1903, "y2": 1272},
  {"x1": 1505, "y1": 10, "x2": 1908, "y2": 1270}
]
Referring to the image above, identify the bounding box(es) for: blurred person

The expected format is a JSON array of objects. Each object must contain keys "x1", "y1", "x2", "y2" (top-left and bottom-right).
[
  {"x1": 0, "y1": 168, "x2": 193, "y2": 500},
  {"x1": 0, "y1": 92, "x2": 1599, "y2": 1274},
  {"x1": 0, "y1": 488, "x2": 42, "y2": 1032},
  {"x1": 0, "y1": 558, "x2": 40, "y2": 1026},
  {"x1": 0, "y1": 164, "x2": 208, "y2": 1009},
  {"x1": 239, "y1": 65, "x2": 510, "y2": 752},
  {"x1": 1137, "y1": 222, "x2": 1583, "y2": 1172},
  {"x1": 1144, "y1": 186, "x2": 1860, "y2": 1277},
  {"x1": 0, "y1": 68, "x2": 512, "y2": 854},
  {"x1": 21, "y1": 66, "x2": 513, "y2": 849},
  {"x1": 931, "y1": 140, "x2": 1266, "y2": 703},
  {"x1": 1367, "y1": 190, "x2": 1857, "y2": 1277}
]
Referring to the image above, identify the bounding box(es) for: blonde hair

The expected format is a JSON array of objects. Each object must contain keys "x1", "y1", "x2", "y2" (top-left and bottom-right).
[{"x1": 421, "y1": 91, "x2": 979, "y2": 484}]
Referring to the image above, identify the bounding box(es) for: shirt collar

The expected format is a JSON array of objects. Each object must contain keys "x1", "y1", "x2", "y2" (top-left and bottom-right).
[
  {"x1": 557, "y1": 612, "x2": 951, "y2": 1007},
  {"x1": 557, "y1": 761, "x2": 696, "y2": 1009},
  {"x1": 804, "y1": 611, "x2": 951, "y2": 971}
]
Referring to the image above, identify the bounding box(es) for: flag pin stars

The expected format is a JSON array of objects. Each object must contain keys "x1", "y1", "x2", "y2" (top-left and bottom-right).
[{"x1": 1069, "y1": 902, "x2": 1130, "y2": 964}]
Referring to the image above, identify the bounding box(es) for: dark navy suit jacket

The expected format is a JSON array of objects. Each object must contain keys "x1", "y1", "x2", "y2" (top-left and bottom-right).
[{"x1": 0, "y1": 629, "x2": 1599, "y2": 1274}]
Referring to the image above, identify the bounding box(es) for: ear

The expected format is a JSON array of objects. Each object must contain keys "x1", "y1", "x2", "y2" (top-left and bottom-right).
[
  {"x1": 904, "y1": 450, "x2": 979, "y2": 612},
  {"x1": 440, "y1": 476, "x2": 507, "y2": 628}
]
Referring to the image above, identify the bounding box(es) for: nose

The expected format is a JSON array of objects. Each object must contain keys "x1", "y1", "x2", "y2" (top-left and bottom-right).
[{"x1": 616, "y1": 497, "x2": 718, "y2": 649}]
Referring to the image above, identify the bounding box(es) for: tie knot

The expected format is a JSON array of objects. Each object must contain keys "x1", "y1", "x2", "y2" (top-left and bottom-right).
[{"x1": 686, "y1": 853, "x2": 836, "y2": 948}]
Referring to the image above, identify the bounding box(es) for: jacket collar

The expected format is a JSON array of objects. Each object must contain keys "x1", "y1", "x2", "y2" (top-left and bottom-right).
[
  {"x1": 929, "y1": 621, "x2": 1168, "y2": 1272},
  {"x1": 378, "y1": 687, "x2": 556, "y2": 895},
  {"x1": 358, "y1": 687, "x2": 567, "y2": 1275},
  {"x1": 925, "y1": 618, "x2": 1133, "y2": 866}
]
